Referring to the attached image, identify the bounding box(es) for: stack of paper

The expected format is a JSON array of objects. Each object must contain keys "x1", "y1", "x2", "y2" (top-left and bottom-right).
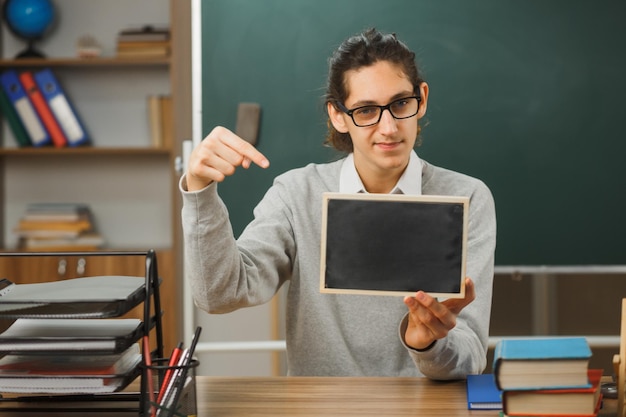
[{"x1": 0, "y1": 344, "x2": 141, "y2": 394}]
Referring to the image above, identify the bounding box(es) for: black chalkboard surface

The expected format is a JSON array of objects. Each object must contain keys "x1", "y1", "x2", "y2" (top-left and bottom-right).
[{"x1": 320, "y1": 193, "x2": 468, "y2": 297}]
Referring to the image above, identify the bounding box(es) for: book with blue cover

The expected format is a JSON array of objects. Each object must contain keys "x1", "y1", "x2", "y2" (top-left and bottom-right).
[
  {"x1": 493, "y1": 337, "x2": 592, "y2": 391},
  {"x1": 0, "y1": 70, "x2": 51, "y2": 147},
  {"x1": 466, "y1": 373, "x2": 502, "y2": 410},
  {"x1": 33, "y1": 68, "x2": 90, "y2": 146}
]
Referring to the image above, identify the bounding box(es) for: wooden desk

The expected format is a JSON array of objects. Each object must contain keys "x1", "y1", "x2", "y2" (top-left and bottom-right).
[
  {"x1": 196, "y1": 376, "x2": 617, "y2": 417},
  {"x1": 0, "y1": 376, "x2": 618, "y2": 416},
  {"x1": 198, "y1": 377, "x2": 480, "y2": 416}
]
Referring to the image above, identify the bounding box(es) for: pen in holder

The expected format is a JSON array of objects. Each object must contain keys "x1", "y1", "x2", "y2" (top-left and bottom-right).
[{"x1": 143, "y1": 357, "x2": 199, "y2": 417}]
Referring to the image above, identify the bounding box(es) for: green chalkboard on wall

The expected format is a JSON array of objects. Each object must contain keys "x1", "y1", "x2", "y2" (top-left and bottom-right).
[{"x1": 201, "y1": 0, "x2": 626, "y2": 266}]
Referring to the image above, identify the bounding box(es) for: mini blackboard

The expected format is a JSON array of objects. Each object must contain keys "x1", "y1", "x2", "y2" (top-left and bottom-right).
[{"x1": 320, "y1": 193, "x2": 468, "y2": 298}]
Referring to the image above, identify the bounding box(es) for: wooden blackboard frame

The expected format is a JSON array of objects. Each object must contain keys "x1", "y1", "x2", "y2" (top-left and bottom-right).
[{"x1": 319, "y1": 192, "x2": 468, "y2": 298}]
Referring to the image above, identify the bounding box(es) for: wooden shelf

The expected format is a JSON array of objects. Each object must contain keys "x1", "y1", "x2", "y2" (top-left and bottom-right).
[{"x1": 0, "y1": 57, "x2": 170, "y2": 68}]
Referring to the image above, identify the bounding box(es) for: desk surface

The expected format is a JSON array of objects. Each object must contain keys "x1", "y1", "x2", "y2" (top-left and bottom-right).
[
  {"x1": 0, "y1": 376, "x2": 618, "y2": 417},
  {"x1": 196, "y1": 376, "x2": 617, "y2": 417},
  {"x1": 199, "y1": 377, "x2": 479, "y2": 416}
]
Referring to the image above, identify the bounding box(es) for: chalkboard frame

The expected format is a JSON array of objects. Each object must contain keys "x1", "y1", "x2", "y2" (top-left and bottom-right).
[{"x1": 320, "y1": 192, "x2": 468, "y2": 298}]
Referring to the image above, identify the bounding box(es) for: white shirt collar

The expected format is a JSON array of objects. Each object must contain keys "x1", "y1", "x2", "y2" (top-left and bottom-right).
[{"x1": 339, "y1": 150, "x2": 422, "y2": 195}]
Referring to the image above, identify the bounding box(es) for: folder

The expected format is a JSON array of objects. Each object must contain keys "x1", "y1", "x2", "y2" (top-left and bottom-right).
[
  {"x1": 0, "y1": 318, "x2": 145, "y2": 354},
  {"x1": 19, "y1": 71, "x2": 68, "y2": 148},
  {"x1": 0, "y1": 70, "x2": 51, "y2": 147},
  {"x1": 34, "y1": 69, "x2": 90, "y2": 146},
  {"x1": 0, "y1": 87, "x2": 31, "y2": 147},
  {"x1": 0, "y1": 276, "x2": 146, "y2": 319}
]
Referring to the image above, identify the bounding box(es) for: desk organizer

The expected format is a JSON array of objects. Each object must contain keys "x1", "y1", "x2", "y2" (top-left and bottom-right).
[{"x1": 0, "y1": 250, "x2": 164, "y2": 416}]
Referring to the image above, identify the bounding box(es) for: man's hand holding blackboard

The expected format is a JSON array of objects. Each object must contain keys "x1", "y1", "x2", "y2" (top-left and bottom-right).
[{"x1": 402, "y1": 277, "x2": 476, "y2": 350}]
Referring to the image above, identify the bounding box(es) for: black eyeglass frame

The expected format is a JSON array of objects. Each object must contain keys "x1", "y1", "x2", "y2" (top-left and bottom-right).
[{"x1": 335, "y1": 94, "x2": 422, "y2": 127}]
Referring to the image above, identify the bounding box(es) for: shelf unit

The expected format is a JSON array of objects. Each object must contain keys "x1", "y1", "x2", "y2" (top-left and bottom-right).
[{"x1": 0, "y1": 0, "x2": 192, "y2": 354}]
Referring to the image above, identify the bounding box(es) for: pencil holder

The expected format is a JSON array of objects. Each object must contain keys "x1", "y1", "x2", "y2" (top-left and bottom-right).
[{"x1": 142, "y1": 357, "x2": 199, "y2": 417}]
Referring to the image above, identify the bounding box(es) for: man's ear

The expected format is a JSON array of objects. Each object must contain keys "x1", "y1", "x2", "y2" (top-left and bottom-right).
[
  {"x1": 417, "y1": 82, "x2": 429, "y2": 118},
  {"x1": 327, "y1": 102, "x2": 349, "y2": 133}
]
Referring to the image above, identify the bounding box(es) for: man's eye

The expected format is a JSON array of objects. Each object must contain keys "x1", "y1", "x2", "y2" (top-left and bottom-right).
[{"x1": 354, "y1": 107, "x2": 378, "y2": 116}]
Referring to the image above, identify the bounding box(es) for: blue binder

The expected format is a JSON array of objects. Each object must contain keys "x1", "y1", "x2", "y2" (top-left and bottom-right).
[
  {"x1": 33, "y1": 69, "x2": 90, "y2": 146},
  {"x1": 0, "y1": 70, "x2": 51, "y2": 147}
]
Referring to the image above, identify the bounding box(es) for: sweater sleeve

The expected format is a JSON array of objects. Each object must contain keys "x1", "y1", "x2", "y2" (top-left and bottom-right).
[
  {"x1": 399, "y1": 180, "x2": 497, "y2": 380},
  {"x1": 180, "y1": 174, "x2": 293, "y2": 314}
]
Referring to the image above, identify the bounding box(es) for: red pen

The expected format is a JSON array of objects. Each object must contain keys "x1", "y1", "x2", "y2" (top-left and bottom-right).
[
  {"x1": 156, "y1": 342, "x2": 183, "y2": 405},
  {"x1": 143, "y1": 336, "x2": 156, "y2": 417}
]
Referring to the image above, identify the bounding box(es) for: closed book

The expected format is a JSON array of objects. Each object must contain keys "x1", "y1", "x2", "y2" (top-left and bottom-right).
[
  {"x1": 0, "y1": 70, "x2": 50, "y2": 147},
  {"x1": 117, "y1": 25, "x2": 170, "y2": 42},
  {"x1": 19, "y1": 71, "x2": 68, "y2": 147},
  {"x1": 116, "y1": 40, "x2": 170, "y2": 49},
  {"x1": 147, "y1": 94, "x2": 164, "y2": 147},
  {"x1": 466, "y1": 373, "x2": 502, "y2": 410},
  {"x1": 15, "y1": 215, "x2": 93, "y2": 233},
  {"x1": 0, "y1": 87, "x2": 31, "y2": 147},
  {"x1": 0, "y1": 375, "x2": 131, "y2": 394},
  {"x1": 116, "y1": 48, "x2": 169, "y2": 58},
  {"x1": 33, "y1": 69, "x2": 90, "y2": 146},
  {"x1": 23, "y1": 232, "x2": 105, "y2": 251},
  {"x1": 502, "y1": 369, "x2": 603, "y2": 416},
  {"x1": 0, "y1": 343, "x2": 141, "y2": 377},
  {"x1": 493, "y1": 337, "x2": 591, "y2": 390},
  {"x1": 22, "y1": 202, "x2": 91, "y2": 222}
]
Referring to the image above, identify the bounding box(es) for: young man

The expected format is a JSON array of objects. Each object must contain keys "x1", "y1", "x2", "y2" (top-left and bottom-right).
[{"x1": 181, "y1": 28, "x2": 496, "y2": 378}]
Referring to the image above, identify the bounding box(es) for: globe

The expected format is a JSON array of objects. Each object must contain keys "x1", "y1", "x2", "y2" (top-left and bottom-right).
[{"x1": 2, "y1": 0, "x2": 56, "y2": 58}]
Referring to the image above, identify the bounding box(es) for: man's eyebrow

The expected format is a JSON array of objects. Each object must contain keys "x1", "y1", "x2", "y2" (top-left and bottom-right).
[{"x1": 348, "y1": 91, "x2": 415, "y2": 108}]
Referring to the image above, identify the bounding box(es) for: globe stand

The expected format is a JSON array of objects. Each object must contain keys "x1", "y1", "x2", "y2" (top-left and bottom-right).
[{"x1": 14, "y1": 39, "x2": 46, "y2": 59}]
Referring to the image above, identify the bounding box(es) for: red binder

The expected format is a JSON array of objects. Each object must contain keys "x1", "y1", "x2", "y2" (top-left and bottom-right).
[{"x1": 19, "y1": 71, "x2": 68, "y2": 147}]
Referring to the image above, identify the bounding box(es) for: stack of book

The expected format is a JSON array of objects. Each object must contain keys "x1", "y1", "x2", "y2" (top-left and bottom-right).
[
  {"x1": 116, "y1": 25, "x2": 170, "y2": 58},
  {"x1": 494, "y1": 337, "x2": 603, "y2": 417},
  {"x1": 13, "y1": 203, "x2": 104, "y2": 251},
  {"x1": 0, "y1": 343, "x2": 142, "y2": 394},
  {"x1": 0, "y1": 68, "x2": 90, "y2": 148}
]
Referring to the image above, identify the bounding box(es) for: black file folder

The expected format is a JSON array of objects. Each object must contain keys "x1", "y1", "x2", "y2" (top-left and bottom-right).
[
  {"x1": 0, "y1": 318, "x2": 146, "y2": 355},
  {"x1": 0, "y1": 275, "x2": 146, "y2": 318}
]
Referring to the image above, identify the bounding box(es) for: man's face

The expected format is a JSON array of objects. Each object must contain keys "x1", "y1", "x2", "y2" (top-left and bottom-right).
[{"x1": 328, "y1": 60, "x2": 429, "y2": 190}]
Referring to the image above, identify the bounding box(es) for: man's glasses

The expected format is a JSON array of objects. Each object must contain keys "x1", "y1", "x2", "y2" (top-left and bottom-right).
[{"x1": 336, "y1": 95, "x2": 421, "y2": 127}]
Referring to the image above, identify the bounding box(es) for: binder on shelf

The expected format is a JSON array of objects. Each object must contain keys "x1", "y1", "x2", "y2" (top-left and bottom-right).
[
  {"x1": 34, "y1": 69, "x2": 90, "y2": 147},
  {"x1": 0, "y1": 88, "x2": 31, "y2": 147},
  {"x1": 19, "y1": 71, "x2": 68, "y2": 148},
  {"x1": 0, "y1": 70, "x2": 51, "y2": 147}
]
